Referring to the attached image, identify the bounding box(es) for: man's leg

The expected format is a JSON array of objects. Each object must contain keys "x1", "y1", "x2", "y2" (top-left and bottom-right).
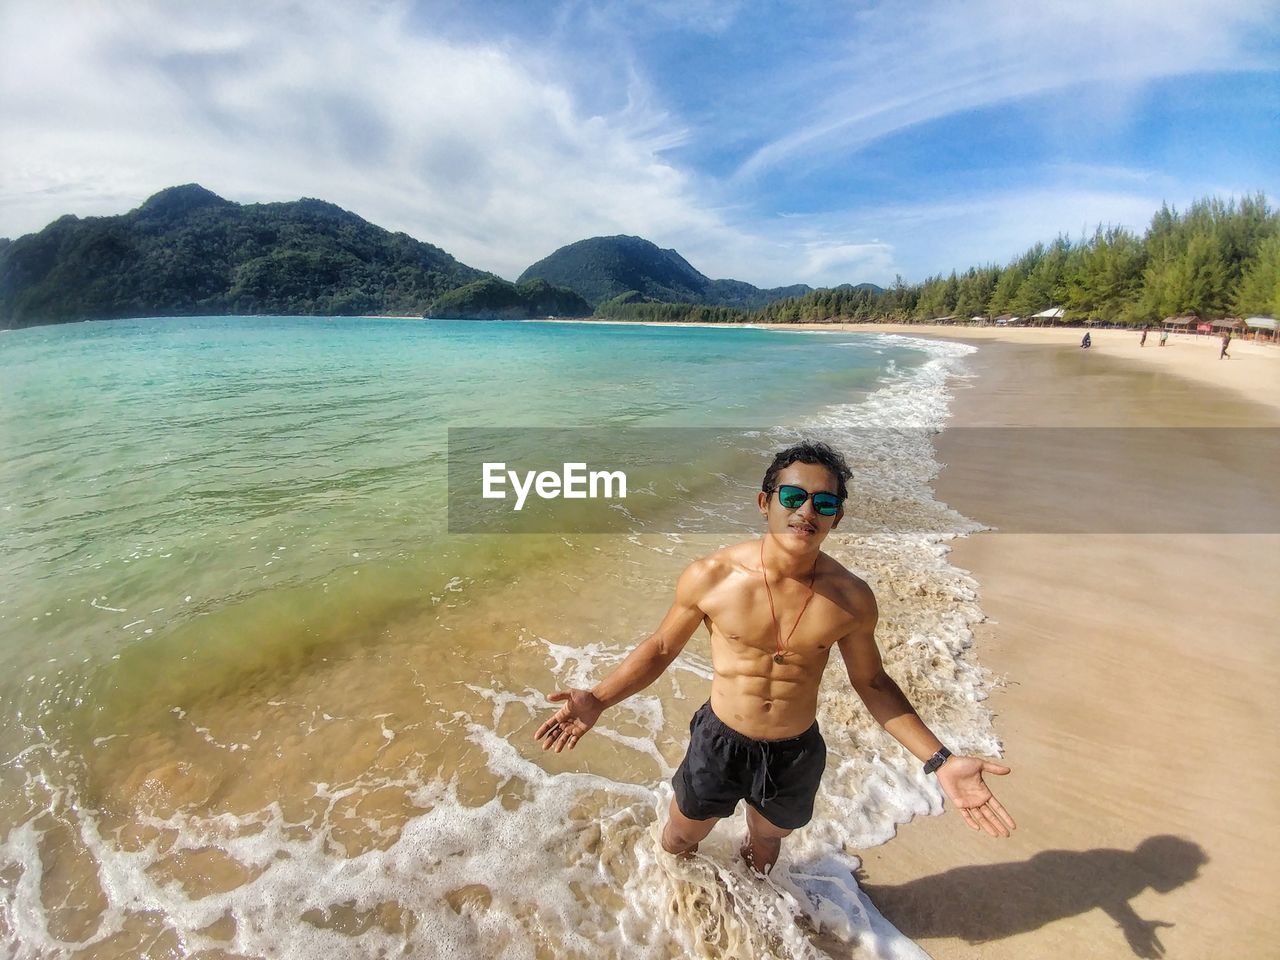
[
  {"x1": 661, "y1": 797, "x2": 719, "y2": 856},
  {"x1": 741, "y1": 805, "x2": 792, "y2": 875}
]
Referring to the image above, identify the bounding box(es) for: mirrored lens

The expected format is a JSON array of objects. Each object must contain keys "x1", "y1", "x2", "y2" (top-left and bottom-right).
[
  {"x1": 777, "y1": 485, "x2": 808, "y2": 508},
  {"x1": 812, "y1": 494, "x2": 841, "y2": 516}
]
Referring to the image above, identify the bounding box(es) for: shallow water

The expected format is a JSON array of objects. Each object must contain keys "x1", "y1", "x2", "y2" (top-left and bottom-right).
[{"x1": 0, "y1": 317, "x2": 997, "y2": 958}]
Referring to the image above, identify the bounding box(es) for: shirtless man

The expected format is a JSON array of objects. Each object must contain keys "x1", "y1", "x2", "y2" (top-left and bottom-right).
[{"x1": 535, "y1": 442, "x2": 1015, "y2": 874}]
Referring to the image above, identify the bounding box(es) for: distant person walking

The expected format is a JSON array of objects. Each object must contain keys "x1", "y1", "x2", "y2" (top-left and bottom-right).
[
  {"x1": 1080, "y1": 332, "x2": 1092, "y2": 349},
  {"x1": 1159, "y1": 329, "x2": 1169, "y2": 347},
  {"x1": 1220, "y1": 332, "x2": 1231, "y2": 359},
  {"x1": 1139, "y1": 326, "x2": 1148, "y2": 347}
]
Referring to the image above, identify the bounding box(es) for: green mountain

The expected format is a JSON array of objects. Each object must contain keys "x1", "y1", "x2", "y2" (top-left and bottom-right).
[
  {"x1": 517, "y1": 235, "x2": 812, "y2": 308},
  {"x1": 428, "y1": 277, "x2": 592, "y2": 320},
  {"x1": 0, "y1": 185, "x2": 489, "y2": 328}
]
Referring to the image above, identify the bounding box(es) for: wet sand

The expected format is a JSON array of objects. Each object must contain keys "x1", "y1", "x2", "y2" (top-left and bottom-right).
[{"x1": 854, "y1": 330, "x2": 1280, "y2": 958}]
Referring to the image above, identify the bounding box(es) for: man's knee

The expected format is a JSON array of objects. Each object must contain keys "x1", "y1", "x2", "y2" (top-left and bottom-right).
[
  {"x1": 661, "y1": 819, "x2": 710, "y2": 854},
  {"x1": 662, "y1": 800, "x2": 718, "y2": 854}
]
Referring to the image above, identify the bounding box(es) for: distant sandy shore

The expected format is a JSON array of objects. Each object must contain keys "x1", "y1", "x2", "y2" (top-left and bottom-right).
[
  {"x1": 843, "y1": 326, "x2": 1280, "y2": 958},
  {"x1": 796, "y1": 322, "x2": 1280, "y2": 410}
]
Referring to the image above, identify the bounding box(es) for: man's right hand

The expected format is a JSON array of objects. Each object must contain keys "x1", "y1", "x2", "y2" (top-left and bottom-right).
[{"x1": 534, "y1": 689, "x2": 605, "y2": 753}]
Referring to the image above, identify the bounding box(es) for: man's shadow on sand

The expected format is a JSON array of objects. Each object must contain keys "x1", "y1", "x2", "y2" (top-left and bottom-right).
[{"x1": 858, "y1": 836, "x2": 1207, "y2": 959}]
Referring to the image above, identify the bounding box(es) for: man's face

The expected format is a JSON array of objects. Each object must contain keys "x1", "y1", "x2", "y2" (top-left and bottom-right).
[{"x1": 757, "y1": 461, "x2": 844, "y2": 547}]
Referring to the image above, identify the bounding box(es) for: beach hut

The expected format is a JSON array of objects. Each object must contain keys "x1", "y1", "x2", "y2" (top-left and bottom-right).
[
  {"x1": 1244, "y1": 316, "x2": 1277, "y2": 342},
  {"x1": 1029, "y1": 306, "x2": 1065, "y2": 326},
  {"x1": 994, "y1": 313, "x2": 1021, "y2": 325},
  {"x1": 930, "y1": 315, "x2": 957, "y2": 325},
  {"x1": 1211, "y1": 318, "x2": 1243, "y2": 331},
  {"x1": 1162, "y1": 316, "x2": 1195, "y2": 335}
]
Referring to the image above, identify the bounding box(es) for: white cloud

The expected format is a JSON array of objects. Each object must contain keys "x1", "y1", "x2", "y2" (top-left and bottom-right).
[
  {"x1": 0, "y1": 0, "x2": 895, "y2": 288},
  {"x1": 0, "y1": 0, "x2": 721, "y2": 278},
  {"x1": 796, "y1": 241, "x2": 897, "y2": 284},
  {"x1": 0, "y1": 0, "x2": 1274, "y2": 292}
]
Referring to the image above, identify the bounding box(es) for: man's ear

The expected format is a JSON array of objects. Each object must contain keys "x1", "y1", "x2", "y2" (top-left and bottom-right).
[{"x1": 757, "y1": 490, "x2": 769, "y2": 516}]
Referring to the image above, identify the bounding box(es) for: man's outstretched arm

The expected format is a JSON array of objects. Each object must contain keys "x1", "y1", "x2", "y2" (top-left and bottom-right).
[
  {"x1": 534, "y1": 558, "x2": 714, "y2": 753},
  {"x1": 837, "y1": 583, "x2": 1017, "y2": 837}
]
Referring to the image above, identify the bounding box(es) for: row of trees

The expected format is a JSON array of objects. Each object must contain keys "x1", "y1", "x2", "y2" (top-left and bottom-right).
[
  {"x1": 747, "y1": 194, "x2": 1278, "y2": 326},
  {"x1": 593, "y1": 298, "x2": 747, "y2": 323}
]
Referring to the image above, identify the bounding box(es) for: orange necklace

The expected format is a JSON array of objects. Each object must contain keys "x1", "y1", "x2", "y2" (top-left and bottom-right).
[{"x1": 760, "y1": 538, "x2": 818, "y2": 664}]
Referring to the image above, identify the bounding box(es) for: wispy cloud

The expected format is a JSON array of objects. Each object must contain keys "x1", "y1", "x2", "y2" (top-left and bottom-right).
[{"x1": 733, "y1": 0, "x2": 1279, "y2": 182}]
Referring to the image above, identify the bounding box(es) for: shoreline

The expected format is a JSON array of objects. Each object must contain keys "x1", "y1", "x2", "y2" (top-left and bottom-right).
[
  {"x1": 857, "y1": 333, "x2": 1280, "y2": 957},
  {"x1": 536, "y1": 318, "x2": 1280, "y2": 413}
]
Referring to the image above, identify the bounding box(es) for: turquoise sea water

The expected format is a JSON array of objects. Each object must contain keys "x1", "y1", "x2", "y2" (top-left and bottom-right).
[
  {"x1": 0, "y1": 316, "x2": 923, "y2": 748},
  {"x1": 0, "y1": 316, "x2": 982, "y2": 960}
]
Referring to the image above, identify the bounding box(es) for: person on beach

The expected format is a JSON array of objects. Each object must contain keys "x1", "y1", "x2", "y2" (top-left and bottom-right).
[
  {"x1": 1220, "y1": 332, "x2": 1231, "y2": 359},
  {"x1": 1139, "y1": 326, "x2": 1148, "y2": 347},
  {"x1": 1159, "y1": 329, "x2": 1169, "y2": 347},
  {"x1": 1080, "y1": 332, "x2": 1091, "y2": 349},
  {"x1": 535, "y1": 442, "x2": 1016, "y2": 875}
]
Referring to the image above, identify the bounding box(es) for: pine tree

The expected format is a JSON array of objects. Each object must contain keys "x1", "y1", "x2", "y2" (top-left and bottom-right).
[
  {"x1": 1012, "y1": 238, "x2": 1071, "y2": 316},
  {"x1": 1064, "y1": 226, "x2": 1146, "y2": 323},
  {"x1": 1233, "y1": 234, "x2": 1280, "y2": 317}
]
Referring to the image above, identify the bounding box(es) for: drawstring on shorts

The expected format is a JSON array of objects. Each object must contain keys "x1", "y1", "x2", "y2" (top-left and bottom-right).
[{"x1": 756, "y1": 740, "x2": 778, "y2": 806}]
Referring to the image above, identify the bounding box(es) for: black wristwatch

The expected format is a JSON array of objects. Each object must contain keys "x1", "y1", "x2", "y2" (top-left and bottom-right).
[{"x1": 923, "y1": 746, "x2": 952, "y2": 775}]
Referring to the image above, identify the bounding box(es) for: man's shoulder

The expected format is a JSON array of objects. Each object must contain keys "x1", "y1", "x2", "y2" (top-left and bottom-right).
[
  {"x1": 817, "y1": 553, "x2": 877, "y2": 616},
  {"x1": 683, "y1": 542, "x2": 752, "y2": 583},
  {"x1": 677, "y1": 540, "x2": 766, "y2": 598}
]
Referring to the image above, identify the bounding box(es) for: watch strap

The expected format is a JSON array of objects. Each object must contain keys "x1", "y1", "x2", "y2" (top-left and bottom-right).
[{"x1": 923, "y1": 746, "x2": 952, "y2": 775}]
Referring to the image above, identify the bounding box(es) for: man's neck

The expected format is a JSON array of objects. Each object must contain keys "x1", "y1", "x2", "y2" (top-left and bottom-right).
[{"x1": 761, "y1": 534, "x2": 820, "y2": 581}]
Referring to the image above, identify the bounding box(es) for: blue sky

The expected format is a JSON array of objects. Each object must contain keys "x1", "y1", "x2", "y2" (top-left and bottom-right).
[{"x1": 2, "y1": 0, "x2": 1277, "y2": 287}]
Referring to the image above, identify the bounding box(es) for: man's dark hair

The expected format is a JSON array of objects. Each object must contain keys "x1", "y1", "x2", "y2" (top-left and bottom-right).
[{"x1": 761, "y1": 441, "x2": 852, "y2": 501}]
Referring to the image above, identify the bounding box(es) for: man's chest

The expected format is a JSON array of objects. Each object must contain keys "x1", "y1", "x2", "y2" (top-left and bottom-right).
[{"x1": 701, "y1": 577, "x2": 853, "y2": 656}]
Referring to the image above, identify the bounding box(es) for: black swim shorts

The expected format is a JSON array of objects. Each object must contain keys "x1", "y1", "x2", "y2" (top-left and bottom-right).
[{"x1": 672, "y1": 700, "x2": 827, "y2": 830}]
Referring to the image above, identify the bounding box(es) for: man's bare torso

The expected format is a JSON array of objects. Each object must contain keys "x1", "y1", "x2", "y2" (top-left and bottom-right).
[{"x1": 693, "y1": 539, "x2": 873, "y2": 739}]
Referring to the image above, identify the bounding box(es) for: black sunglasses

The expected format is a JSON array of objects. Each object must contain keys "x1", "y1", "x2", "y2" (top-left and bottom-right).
[{"x1": 773, "y1": 484, "x2": 843, "y2": 516}]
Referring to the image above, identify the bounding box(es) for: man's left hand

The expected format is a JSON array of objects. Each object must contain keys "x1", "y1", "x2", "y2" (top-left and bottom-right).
[{"x1": 935, "y1": 755, "x2": 1016, "y2": 837}]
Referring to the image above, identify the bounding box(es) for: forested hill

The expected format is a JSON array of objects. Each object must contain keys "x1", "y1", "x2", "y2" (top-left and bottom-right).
[
  {"x1": 0, "y1": 185, "x2": 490, "y2": 328},
  {"x1": 517, "y1": 235, "x2": 812, "y2": 308},
  {"x1": 427, "y1": 277, "x2": 592, "y2": 320}
]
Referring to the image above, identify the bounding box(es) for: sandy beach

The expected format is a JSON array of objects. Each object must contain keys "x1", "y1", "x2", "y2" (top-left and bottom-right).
[{"x1": 833, "y1": 325, "x2": 1280, "y2": 958}]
